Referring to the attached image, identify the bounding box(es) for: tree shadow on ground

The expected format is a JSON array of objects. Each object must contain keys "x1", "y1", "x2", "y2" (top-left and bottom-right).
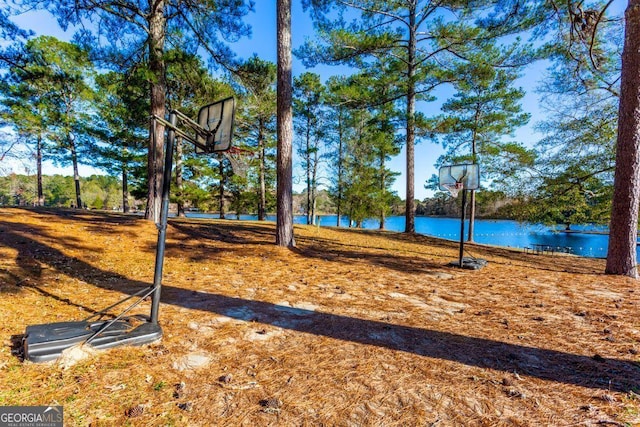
[
  {"x1": 0, "y1": 220, "x2": 150, "y2": 296},
  {"x1": 23, "y1": 207, "x2": 142, "y2": 225},
  {"x1": 6, "y1": 208, "x2": 609, "y2": 275},
  {"x1": 165, "y1": 287, "x2": 640, "y2": 394},
  {"x1": 1, "y1": 219, "x2": 639, "y2": 393},
  {"x1": 170, "y1": 220, "x2": 452, "y2": 274},
  {"x1": 169, "y1": 220, "x2": 274, "y2": 246},
  {"x1": 291, "y1": 242, "x2": 450, "y2": 274},
  {"x1": 13, "y1": 207, "x2": 144, "y2": 239}
]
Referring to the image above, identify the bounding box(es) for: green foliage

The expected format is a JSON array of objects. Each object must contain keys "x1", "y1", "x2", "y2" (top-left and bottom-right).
[
  {"x1": 418, "y1": 189, "x2": 512, "y2": 218},
  {"x1": 176, "y1": 156, "x2": 221, "y2": 212},
  {"x1": 81, "y1": 175, "x2": 121, "y2": 210},
  {"x1": 24, "y1": 0, "x2": 253, "y2": 220},
  {"x1": 91, "y1": 70, "x2": 148, "y2": 211},
  {"x1": 294, "y1": 72, "x2": 327, "y2": 224},
  {"x1": 0, "y1": 36, "x2": 57, "y2": 182},
  {"x1": 23, "y1": 36, "x2": 95, "y2": 164},
  {"x1": 323, "y1": 74, "x2": 402, "y2": 227},
  {"x1": 0, "y1": 0, "x2": 623, "y2": 230},
  {"x1": 434, "y1": 42, "x2": 533, "y2": 184},
  {"x1": 300, "y1": 0, "x2": 538, "y2": 232},
  {"x1": 0, "y1": 173, "x2": 36, "y2": 205},
  {"x1": 228, "y1": 187, "x2": 257, "y2": 218},
  {"x1": 42, "y1": 175, "x2": 74, "y2": 207},
  {"x1": 234, "y1": 55, "x2": 277, "y2": 218},
  {"x1": 166, "y1": 49, "x2": 235, "y2": 116},
  {"x1": 509, "y1": 167, "x2": 613, "y2": 227},
  {"x1": 329, "y1": 99, "x2": 400, "y2": 226},
  {"x1": 0, "y1": 174, "x2": 123, "y2": 209},
  {"x1": 508, "y1": 0, "x2": 622, "y2": 227},
  {"x1": 0, "y1": 35, "x2": 97, "y2": 207},
  {"x1": 164, "y1": 48, "x2": 236, "y2": 215}
]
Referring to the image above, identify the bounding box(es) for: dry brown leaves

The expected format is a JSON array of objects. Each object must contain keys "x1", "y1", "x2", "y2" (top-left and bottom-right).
[{"x1": 0, "y1": 207, "x2": 639, "y2": 426}]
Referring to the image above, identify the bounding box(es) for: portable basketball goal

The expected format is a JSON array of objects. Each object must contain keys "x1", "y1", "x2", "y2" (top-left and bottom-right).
[
  {"x1": 22, "y1": 97, "x2": 237, "y2": 362},
  {"x1": 438, "y1": 163, "x2": 487, "y2": 270}
]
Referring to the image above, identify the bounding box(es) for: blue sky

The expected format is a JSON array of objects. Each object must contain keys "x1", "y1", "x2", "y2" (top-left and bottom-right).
[{"x1": 8, "y1": 2, "x2": 554, "y2": 200}]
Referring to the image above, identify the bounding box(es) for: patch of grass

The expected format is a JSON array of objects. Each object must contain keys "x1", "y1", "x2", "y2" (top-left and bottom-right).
[{"x1": 153, "y1": 381, "x2": 166, "y2": 391}]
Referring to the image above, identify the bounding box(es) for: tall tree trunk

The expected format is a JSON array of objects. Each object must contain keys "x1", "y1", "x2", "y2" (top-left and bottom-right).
[
  {"x1": 258, "y1": 119, "x2": 266, "y2": 220},
  {"x1": 122, "y1": 166, "x2": 130, "y2": 213},
  {"x1": 336, "y1": 109, "x2": 344, "y2": 227},
  {"x1": 380, "y1": 156, "x2": 386, "y2": 230},
  {"x1": 176, "y1": 136, "x2": 185, "y2": 217},
  {"x1": 219, "y1": 155, "x2": 226, "y2": 219},
  {"x1": 606, "y1": 0, "x2": 640, "y2": 278},
  {"x1": 276, "y1": 0, "x2": 295, "y2": 247},
  {"x1": 70, "y1": 136, "x2": 82, "y2": 209},
  {"x1": 404, "y1": 6, "x2": 417, "y2": 233},
  {"x1": 311, "y1": 147, "x2": 318, "y2": 225},
  {"x1": 36, "y1": 133, "x2": 43, "y2": 206},
  {"x1": 306, "y1": 116, "x2": 312, "y2": 225},
  {"x1": 145, "y1": 0, "x2": 167, "y2": 223}
]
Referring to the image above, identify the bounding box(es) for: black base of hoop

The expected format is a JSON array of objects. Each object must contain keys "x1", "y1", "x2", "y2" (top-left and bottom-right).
[
  {"x1": 448, "y1": 257, "x2": 488, "y2": 270},
  {"x1": 22, "y1": 320, "x2": 162, "y2": 362}
]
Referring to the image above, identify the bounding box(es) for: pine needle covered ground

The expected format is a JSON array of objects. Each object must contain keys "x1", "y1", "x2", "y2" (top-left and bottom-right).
[{"x1": 1, "y1": 207, "x2": 639, "y2": 426}]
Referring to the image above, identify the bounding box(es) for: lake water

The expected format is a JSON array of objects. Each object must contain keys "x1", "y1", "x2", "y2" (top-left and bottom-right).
[{"x1": 185, "y1": 213, "x2": 626, "y2": 259}]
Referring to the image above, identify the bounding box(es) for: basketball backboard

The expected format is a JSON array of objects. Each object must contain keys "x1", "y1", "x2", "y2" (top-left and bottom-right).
[
  {"x1": 438, "y1": 163, "x2": 480, "y2": 191},
  {"x1": 196, "y1": 97, "x2": 235, "y2": 153}
]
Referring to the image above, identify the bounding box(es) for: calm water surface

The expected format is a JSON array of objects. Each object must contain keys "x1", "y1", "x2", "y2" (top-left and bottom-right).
[{"x1": 186, "y1": 213, "x2": 626, "y2": 259}]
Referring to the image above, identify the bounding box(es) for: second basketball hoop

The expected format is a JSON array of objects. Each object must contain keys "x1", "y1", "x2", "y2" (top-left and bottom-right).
[
  {"x1": 438, "y1": 163, "x2": 486, "y2": 270},
  {"x1": 438, "y1": 163, "x2": 480, "y2": 195}
]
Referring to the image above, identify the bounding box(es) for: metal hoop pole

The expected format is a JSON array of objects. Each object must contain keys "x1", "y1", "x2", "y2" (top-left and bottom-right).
[
  {"x1": 150, "y1": 113, "x2": 176, "y2": 325},
  {"x1": 459, "y1": 189, "x2": 467, "y2": 267}
]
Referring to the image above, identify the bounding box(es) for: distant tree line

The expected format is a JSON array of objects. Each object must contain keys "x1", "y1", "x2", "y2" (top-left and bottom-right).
[
  {"x1": 1, "y1": 170, "x2": 510, "y2": 223},
  {"x1": 0, "y1": 173, "x2": 124, "y2": 210}
]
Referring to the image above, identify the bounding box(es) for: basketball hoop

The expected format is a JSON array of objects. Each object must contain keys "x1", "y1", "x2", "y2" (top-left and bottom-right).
[
  {"x1": 224, "y1": 147, "x2": 254, "y2": 179},
  {"x1": 443, "y1": 182, "x2": 464, "y2": 198}
]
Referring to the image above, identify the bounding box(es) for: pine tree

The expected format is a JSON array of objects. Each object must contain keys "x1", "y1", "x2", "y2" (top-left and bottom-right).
[
  {"x1": 34, "y1": 37, "x2": 95, "y2": 209},
  {"x1": 435, "y1": 44, "x2": 532, "y2": 241},
  {"x1": 164, "y1": 48, "x2": 235, "y2": 217},
  {"x1": 293, "y1": 72, "x2": 326, "y2": 225},
  {"x1": 324, "y1": 76, "x2": 353, "y2": 227},
  {"x1": 2, "y1": 36, "x2": 95, "y2": 209},
  {"x1": 276, "y1": 0, "x2": 295, "y2": 247},
  {"x1": 92, "y1": 71, "x2": 148, "y2": 213},
  {"x1": 301, "y1": 0, "x2": 491, "y2": 233},
  {"x1": 478, "y1": 0, "x2": 629, "y2": 275},
  {"x1": 235, "y1": 55, "x2": 277, "y2": 221},
  {"x1": 0, "y1": 50, "x2": 48, "y2": 205}
]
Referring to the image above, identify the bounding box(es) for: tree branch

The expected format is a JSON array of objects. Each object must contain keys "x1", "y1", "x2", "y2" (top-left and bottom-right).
[{"x1": 336, "y1": 0, "x2": 409, "y2": 27}]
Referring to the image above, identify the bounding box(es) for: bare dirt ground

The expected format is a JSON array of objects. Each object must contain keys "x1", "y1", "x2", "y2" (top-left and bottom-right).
[{"x1": 0, "y1": 207, "x2": 639, "y2": 426}]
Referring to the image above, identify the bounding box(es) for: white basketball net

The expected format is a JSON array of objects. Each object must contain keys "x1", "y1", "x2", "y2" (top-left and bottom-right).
[
  {"x1": 443, "y1": 182, "x2": 464, "y2": 198},
  {"x1": 223, "y1": 148, "x2": 253, "y2": 179}
]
